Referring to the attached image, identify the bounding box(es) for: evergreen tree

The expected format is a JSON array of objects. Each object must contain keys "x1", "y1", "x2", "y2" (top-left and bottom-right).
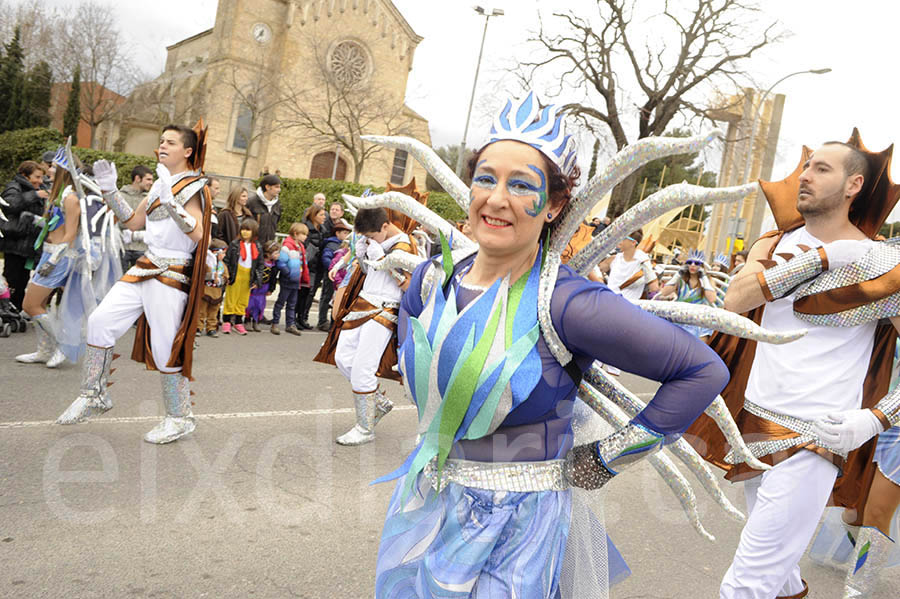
[
  {"x1": 63, "y1": 65, "x2": 81, "y2": 144},
  {"x1": 0, "y1": 27, "x2": 26, "y2": 133},
  {"x1": 25, "y1": 61, "x2": 52, "y2": 128}
]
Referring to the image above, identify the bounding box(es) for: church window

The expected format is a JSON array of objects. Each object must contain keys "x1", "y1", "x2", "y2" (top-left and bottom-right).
[
  {"x1": 232, "y1": 102, "x2": 253, "y2": 150},
  {"x1": 390, "y1": 149, "x2": 408, "y2": 185},
  {"x1": 310, "y1": 151, "x2": 347, "y2": 180},
  {"x1": 328, "y1": 40, "x2": 370, "y2": 87}
]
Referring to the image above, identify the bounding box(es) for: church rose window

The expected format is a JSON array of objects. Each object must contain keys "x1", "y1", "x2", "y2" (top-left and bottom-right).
[{"x1": 329, "y1": 41, "x2": 370, "y2": 86}]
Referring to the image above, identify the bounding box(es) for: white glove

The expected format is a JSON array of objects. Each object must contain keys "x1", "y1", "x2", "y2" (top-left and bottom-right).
[
  {"x1": 93, "y1": 160, "x2": 119, "y2": 193},
  {"x1": 355, "y1": 236, "x2": 368, "y2": 260},
  {"x1": 121, "y1": 229, "x2": 133, "y2": 245},
  {"x1": 822, "y1": 240, "x2": 872, "y2": 271},
  {"x1": 155, "y1": 164, "x2": 175, "y2": 206},
  {"x1": 699, "y1": 273, "x2": 715, "y2": 293},
  {"x1": 37, "y1": 244, "x2": 68, "y2": 276},
  {"x1": 366, "y1": 240, "x2": 386, "y2": 261},
  {"x1": 811, "y1": 409, "x2": 884, "y2": 454}
]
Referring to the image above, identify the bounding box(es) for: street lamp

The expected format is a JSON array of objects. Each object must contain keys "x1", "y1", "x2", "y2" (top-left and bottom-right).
[
  {"x1": 716, "y1": 67, "x2": 831, "y2": 255},
  {"x1": 454, "y1": 5, "x2": 505, "y2": 177}
]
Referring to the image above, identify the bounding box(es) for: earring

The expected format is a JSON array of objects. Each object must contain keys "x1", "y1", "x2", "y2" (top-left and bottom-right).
[{"x1": 547, "y1": 212, "x2": 553, "y2": 219}]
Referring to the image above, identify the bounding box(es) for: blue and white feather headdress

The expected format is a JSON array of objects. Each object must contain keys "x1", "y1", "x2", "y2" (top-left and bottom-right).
[
  {"x1": 486, "y1": 90, "x2": 577, "y2": 177},
  {"x1": 714, "y1": 253, "x2": 730, "y2": 269},
  {"x1": 687, "y1": 249, "x2": 706, "y2": 264}
]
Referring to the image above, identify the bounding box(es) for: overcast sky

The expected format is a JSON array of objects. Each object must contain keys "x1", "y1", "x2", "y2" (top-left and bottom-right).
[{"x1": 19, "y1": 0, "x2": 900, "y2": 219}]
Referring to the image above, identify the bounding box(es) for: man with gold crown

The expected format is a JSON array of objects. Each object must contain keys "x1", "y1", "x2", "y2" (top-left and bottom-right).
[
  {"x1": 685, "y1": 132, "x2": 900, "y2": 598},
  {"x1": 54, "y1": 122, "x2": 214, "y2": 445}
]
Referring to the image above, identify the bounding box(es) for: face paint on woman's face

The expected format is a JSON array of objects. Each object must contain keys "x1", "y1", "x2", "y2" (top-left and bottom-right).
[{"x1": 471, "y1": 162, "x2": 548, "y2": 219}]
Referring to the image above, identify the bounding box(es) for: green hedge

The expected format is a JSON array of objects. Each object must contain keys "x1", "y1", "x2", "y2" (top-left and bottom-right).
[
  {"x1": 0, "y1": 126, "x2": 156, "y2": 188},
  {"x1": 0, "y1": 127, "x2": 64, "y2": 183},
  {"x1": 272, "y1": 177, "x2": 467, "y2": 234}
]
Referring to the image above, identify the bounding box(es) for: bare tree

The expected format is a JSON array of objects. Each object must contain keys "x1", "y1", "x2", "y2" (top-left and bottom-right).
[
  {"x1": 278, "y1": 33, "x2": 417, "y2": 183},
  {"x1": 521, "y1": 0, "x2": 780, "y2": 218}
]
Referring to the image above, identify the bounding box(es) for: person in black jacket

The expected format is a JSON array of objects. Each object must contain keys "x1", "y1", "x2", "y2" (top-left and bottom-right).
[
  {"x1": 317, "y1": 218, "x2": 352, "y2": 331},
  {"x1": 0, "y1": 161, "x2": 49, "y2": 310},
  {"x1": 296, "y1": 203, "x2": 326, "y2": 330},
  {"x1": 221, "y1": 218, "x2": 264, "y2": 335},
  {"x1": 246, "y1": 174, "x2": 282, "y2": 245}
]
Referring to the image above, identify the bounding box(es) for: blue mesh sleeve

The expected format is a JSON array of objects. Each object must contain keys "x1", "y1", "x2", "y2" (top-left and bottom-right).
[{"x1": 552, "y1": 267, "x2": 729, "y2": 435}]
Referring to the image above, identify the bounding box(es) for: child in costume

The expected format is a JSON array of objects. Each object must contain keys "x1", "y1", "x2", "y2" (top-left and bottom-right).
[
  {"x1": 16, "y1": 143, "x2": 121, "y2": 368},
  {"x1": 222, "y1": 218, "x2": 263, "y2": 335},
  {"x1": 56, "y1": 122, "x2": 212, "y2": 445},
  {"x1": 272, "y1": 222, "x2": 309, "y2": 336},
  {"x1": 245, "y1": 240, "x2": 279, "y2": 331},
  {"x1": 332, "y1": 207, "x2": 417, "y2": 446},
  {"x1": 198, "y1": 238, "x2": 227, "y2": 337}
]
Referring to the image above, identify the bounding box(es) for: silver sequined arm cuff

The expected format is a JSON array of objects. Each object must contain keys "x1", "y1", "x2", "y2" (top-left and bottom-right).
[
  {"x1": 564, "y1": 422, "x2": 665, "y2": 490},
  {"x1": 873, "y1": 386, "x2": 900, "y2": 429},
  {"x1": 163, "y1": 202, "x2": 198, "y2": 234},
  {"x1": 758, "y1": 247, "x2": 827, "y2": 301},
  {"x1": 103, "y1": 191, "x2": 135, "y2": 224}
]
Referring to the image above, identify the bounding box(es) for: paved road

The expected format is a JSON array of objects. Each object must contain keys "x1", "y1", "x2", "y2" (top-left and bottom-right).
[{"x1": 0, "y1": 316, "x2": 895, "y2": 598}]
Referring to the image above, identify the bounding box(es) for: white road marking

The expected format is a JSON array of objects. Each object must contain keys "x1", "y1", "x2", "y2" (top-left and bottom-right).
[{"x1": 0, "y1": 392, "x2": 656, "y2": 430}]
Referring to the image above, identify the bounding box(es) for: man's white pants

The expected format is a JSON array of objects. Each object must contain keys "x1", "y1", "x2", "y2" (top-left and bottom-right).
[
  {"x1": 334, "y1": 319, "x2": 392, "y2": 393},
  {"x1": 86, "y1": 280, "x2": 189, "y2": 374},
  {"x1": 720, "y1": 450, "x2": 839, "y2": 598}
]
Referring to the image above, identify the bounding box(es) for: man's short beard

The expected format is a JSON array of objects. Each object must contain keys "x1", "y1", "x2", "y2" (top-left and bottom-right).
[{"x1": 797, "y1": 189, "x2": 846, "y2": 219}]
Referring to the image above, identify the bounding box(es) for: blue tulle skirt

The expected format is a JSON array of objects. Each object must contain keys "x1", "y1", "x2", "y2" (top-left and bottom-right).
[{"x1": 375, "y1": 473, "x2": 629, "y2": 598}]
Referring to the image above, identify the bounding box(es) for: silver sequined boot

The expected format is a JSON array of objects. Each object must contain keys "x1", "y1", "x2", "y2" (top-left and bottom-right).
[
  {"x1": 842, "y1": 526, "x2": 895, "y2": 598},
  {"x1": 144, "y1": 372, "x2": 196, "y2": 444},
  {"x1": 16, "y1": 313, "x2": 55, "y2": 364},
  {"x1": 56, "y1": 345, "x2": 114, "y2": 424},
  {"x1": 335, "y1": 389, "x2": 393, "y2": 446}
]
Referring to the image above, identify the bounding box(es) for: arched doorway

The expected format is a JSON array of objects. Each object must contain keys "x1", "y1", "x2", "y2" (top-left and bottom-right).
[{"x1": 309, "y1": 151, "x2": 348, "y2": 180}]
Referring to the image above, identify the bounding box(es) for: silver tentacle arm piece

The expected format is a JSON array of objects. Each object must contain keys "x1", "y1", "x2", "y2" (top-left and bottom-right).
[
  {"x1": 634, "y1": 300, "x2": 807, "y2": 344},
  {"x1": 551, "y1": 129, "x2": 724, "y2": 257},
  {"x1": 759, "y1": 247, "x2": 827, "y2": 301},
  {"x1": 570, "y1": 182, "x2": 758, "y2": 275},
  {"x1": 582, "y1": 364, "x2": 748, "y2": 520},
  {"x1": 704, "y1": 396, "x2": 772, "y2": 471},
  {"x1": 873, "y1": 385, "x2": 900, "y2": 429},
  {"x1": 575, "y1": 382, "x2": 718, "y2": 540},
  {"x1": 361, "y1": 135, "x2": 471, "y2": 211},
  {"x1": 103, "y1": 191, "x2": 135, "y2": 224},
  {"x1": 163, "y1": 201, "x2": 198, "y2": 234},
  {"x1": 366, "y1": 251, "x2": 426, "y2": 275},
  {"x1": 342, "y1": 192, "x2": 477, "y2": 252}
]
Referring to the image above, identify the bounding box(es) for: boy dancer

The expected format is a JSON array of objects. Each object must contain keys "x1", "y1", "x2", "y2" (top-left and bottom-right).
[
  {"x1": 332, "y1": 207, "x2": 416, "y2": 446},
  {"x1": 56, "y1": 122, "x2": 212, "y2": 444}
]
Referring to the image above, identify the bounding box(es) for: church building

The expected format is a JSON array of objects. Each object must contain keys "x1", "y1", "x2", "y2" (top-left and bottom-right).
[{"x1": 112, "y1": 0, "x2": 431, "y2": 186}]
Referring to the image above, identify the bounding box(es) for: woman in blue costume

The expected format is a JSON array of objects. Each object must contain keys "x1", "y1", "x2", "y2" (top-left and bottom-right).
[
  {"x1": 657, "y1": 249, "x2": 718, "y2": 338},
  {"x1": 14, "y1": 144, "x2": 121, "y2": 368},
  {"x1": 370, "y1": 92, "x2": 731, "y2": 598}
]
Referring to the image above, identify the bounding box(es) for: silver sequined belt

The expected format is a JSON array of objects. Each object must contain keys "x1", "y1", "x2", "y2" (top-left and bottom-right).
[
  {"x1": 423, "y1": 457, "x2": 569, "y2": 493},
  {"x1": 124, "y1": 251, "x2": 192, "y2": 286},
  {"x1": 723, "y1": 400, "x2": 847, "y2": 464}
]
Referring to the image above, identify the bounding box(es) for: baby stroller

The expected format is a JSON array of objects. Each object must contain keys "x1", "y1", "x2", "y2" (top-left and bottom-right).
[{"x1": 0, "y1": 273, "x2": 27, "y2": 337}]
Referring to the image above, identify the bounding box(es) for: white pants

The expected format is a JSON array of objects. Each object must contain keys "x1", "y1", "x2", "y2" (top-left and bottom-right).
[
  {"x1": 86, "y1": 279, "x2": 189, "y2": 374},
  {"x1": 720, "y1": 450, "x2": 839, "y2": 598},
  {"x1": 334, "y1": 319, "x2": 392, "y2": 393}
]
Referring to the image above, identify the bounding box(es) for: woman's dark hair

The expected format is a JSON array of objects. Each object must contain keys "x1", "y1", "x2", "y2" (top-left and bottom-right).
[
  {"x1": 303, "y1": 204, "x2": 325, "y2": 228},
  {"x1": 466, "y1": 145, "x2": 580, "y2": 231},
  {"x1": 354, "y1": 207, "x2": 389, "y2": 234},
  {"x1": 162, "y1": 124, "x2": 198, "y2": 161},
  {"x1": 239, "y1": 217, "x2": 259, "y2": 238},
  {"x1": 17, "y1": 160, "x2": 43, "y2": 178}
]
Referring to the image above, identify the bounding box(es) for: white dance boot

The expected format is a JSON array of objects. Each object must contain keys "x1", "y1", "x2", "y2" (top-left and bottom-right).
[
  {"x1": 16, "y1": 314, "x2": 56, "y2": 364},
  {"x1": 57, "y1": 345, "x2": 114, "y2": 424},
  {"x1": 144, "y1": 372, "x2": 195, "y2": 444},
  {"x1": 335, "y1": 389, "x2": 393, "y2": 446}
]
